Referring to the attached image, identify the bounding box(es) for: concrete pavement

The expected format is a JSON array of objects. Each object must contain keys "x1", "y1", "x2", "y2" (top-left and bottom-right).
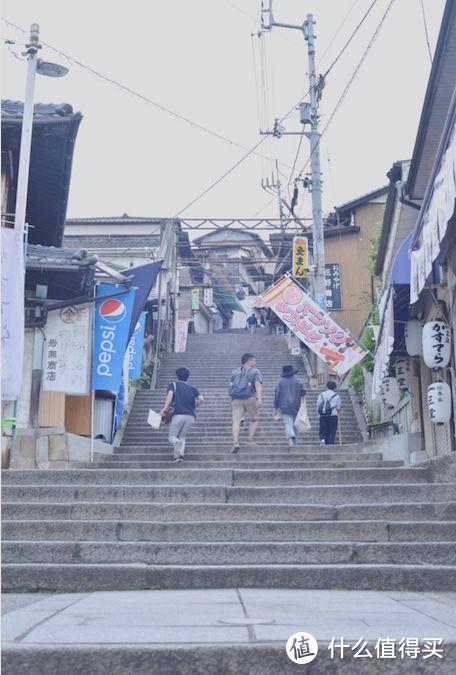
[{"x1": 3, "y1": 589, "x2": 456, "y2": 673}]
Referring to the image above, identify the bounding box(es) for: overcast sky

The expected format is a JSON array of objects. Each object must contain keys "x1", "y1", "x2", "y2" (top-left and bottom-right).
[{"x1": 2, "y1": 0, "x2": 446, "y2": 223}]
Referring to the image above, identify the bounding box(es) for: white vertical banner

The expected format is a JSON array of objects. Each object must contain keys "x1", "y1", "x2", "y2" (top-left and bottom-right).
[
  {"x1": 42, "y1": 304, "x2": 91, "y2": 394},
  {"x1": 1, "y1": 229, "x2": 24, "y2": 400}
]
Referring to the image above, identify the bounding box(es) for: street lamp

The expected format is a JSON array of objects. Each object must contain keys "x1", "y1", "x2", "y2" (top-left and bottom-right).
[{"x1": 13, "y1": 23, "x2": 69, "y2": 232}]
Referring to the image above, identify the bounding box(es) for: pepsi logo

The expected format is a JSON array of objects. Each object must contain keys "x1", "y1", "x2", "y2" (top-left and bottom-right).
[{"x1": 99, "y1": 299, "x2": 126, "y2": 324}]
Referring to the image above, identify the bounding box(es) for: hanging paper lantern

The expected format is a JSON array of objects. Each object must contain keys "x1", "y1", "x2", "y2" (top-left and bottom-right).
[
  {"x1": 422, "y1": 319, "x2": 451, "y2": 369},
  {"x1": 395, "y1": 357, "x2": 412, "y2": 391},
  {"x1": 381, "y1": 376, "x2": 401, "y2": 409},
  {"x1": 427, "y1": 381, "x2": 452, "y2": 424},
  {"x1": 405, "y1": 320, "x2": 422, "y2": 356}
]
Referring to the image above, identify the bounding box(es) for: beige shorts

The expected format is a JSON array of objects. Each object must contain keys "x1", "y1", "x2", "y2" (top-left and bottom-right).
[{"x1": 231, "y1": 397, "x2": 258, "y2": 424}]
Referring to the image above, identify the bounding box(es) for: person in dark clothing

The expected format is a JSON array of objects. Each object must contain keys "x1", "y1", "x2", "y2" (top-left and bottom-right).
[
  {"x1": 160, "y1": 367, "x2": 204, "y2": 462},
  {"x1": 273, "y1": 365, "x2": 306, "y2": 446},
  {"x1": 246, "y1": 313, "x2": 258, "y2": 334},
  {"x1": 317, "y1": 380, "x2": 342, "y2": 445}
]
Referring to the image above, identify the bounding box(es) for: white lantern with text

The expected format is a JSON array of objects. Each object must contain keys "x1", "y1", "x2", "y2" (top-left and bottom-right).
[
  {"x1": 381, "y1": 376, "x2": 401, "y2": 409},
  {"x1": 422, "y1": 320, "x2": 451, "y2": 369},
  {"x1": 405, "y1": 320, "x2": 422, "y2": 356},
  {"x1": 395, "y1": 357, "x2": 412, "y2": 391},
  {"x1": 427, "y1": 381, "x2": 452, "y2": 425}
]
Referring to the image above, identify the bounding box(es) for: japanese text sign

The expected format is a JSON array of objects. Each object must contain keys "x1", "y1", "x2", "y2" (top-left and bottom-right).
[
  {"x1": 325, "y1": 263, "x2": 342, "y2": 310},
  {"x1": 42, "y1": 304, "x2": 91, "y2": 395},
  {"x1": 292, "y1": 236, "x2": 308, "y2": 278},
  {"x1": 258, "y1": 275, "x2": 368, "y2": 375},
  {"x1": 191, "y1": 288, "x2": 200, "y2": 311}
]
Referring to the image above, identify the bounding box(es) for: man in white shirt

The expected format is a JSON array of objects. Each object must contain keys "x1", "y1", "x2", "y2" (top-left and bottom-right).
[{"x1": 317, "y1": 380, "x2": 342, "y2": 445}]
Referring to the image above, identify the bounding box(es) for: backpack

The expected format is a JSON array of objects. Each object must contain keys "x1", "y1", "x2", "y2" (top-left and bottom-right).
[
  {"x1": 229, "y1": 366, "x2": 254, "y2": 399},
  {"x1": 318, "y1": 392, "x2": 337, "y2": 417}
]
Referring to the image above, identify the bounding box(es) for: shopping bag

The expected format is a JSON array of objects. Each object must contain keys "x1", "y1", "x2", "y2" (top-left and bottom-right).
[
  {"x1": 295, "y1": 398, "x2": 311, "y2": 433},
  {"x1": 147, "y1": 409, "x2": 162, "y2": 429}
]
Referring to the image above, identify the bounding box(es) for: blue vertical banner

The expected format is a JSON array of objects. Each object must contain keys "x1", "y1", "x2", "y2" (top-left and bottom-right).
[
  {"x1": 127, "y1": 311, "x2": 146, "y2": 380},
  {"x1": 92, "y1": 284, "x2": 136, "y2": 393}
]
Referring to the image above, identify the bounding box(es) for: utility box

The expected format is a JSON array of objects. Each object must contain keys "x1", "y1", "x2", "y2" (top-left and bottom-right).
[{"x1": 299, "y1": 102, "x2": 312, "y2": 125}]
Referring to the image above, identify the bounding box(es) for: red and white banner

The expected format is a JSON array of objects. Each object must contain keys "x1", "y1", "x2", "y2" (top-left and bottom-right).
[{"x1": 257, "y1": 275, "x2": 367, "y2": 375}]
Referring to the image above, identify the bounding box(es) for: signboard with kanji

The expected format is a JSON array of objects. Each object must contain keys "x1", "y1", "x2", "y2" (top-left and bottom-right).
[
  {"x1": 203, "y1": 287, "x2": 213, "y2": 306},
  {"x1": 325, "y1": 263, "x2": 342, "y2": 310},
  {"x1": 42, "y1": 304, "x2": 91, "y2": 394},
  {"x1": 191, "y1": 288, "x2": 200, "y2": 311},
  {"x1": 258, "y1": 275, "x2": 367, "y2": 375},
  {"x1": 292, "y1": 236, "x2": 308, "y2": 278}
]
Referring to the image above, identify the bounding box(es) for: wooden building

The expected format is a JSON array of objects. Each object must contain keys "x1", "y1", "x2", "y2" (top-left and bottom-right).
[{"x1": 325, "y1": 186, "x2": 388, "y2": 336}]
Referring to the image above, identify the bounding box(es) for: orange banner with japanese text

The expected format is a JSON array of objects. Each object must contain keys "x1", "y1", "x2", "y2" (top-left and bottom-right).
[{"x1": 257, "y1": 275, "x2": 367, "y2": 375}]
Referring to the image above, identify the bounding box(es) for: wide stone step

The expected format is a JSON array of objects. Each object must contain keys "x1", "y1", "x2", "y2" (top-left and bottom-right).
[
  {"x1": 4, "y1": 519, "x2": 456, "y2": 543},
  {"x1": 4, "y1": 500, "x2": 455, "y2": 522},
  {"x1": 2, "y1": 485, "x2": 228, "y2": 503},
  {"x1": 227, "y1": 483, "x2": 453, "y2": 504},
  {"x1": 97, "y1": 460, "x2": 402, "y2": 470},
  {"x1": 4, "y1": 540, "x2": 456, "y2": 566},
  {"x1": 3, "y1": 641, "x2": 456, "y2": 675},
  {"x1": 3, "y1": 483, "x2": 451, "y2": 506},
  {"x1": 116, "y1": 443, "x2": 369, "y2": 453},
  {"x1": 111, "y1": 450, "x2": 383, "y2": 461},
  {"x1": 2, "y1": 467, "x2": 426, "y2": 487},
  {"x1": 3, "y1": 563, "x2": 456, "y2": 592}
]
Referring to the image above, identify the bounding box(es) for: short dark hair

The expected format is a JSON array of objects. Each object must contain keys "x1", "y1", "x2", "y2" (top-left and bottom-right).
[
  {"x1": 242, "y1": 353, "x2": 255, "y2": 365},
  {"x1": 326, "y1": 380, "x2": 337, "y2": 390},
  {"x1": 176, "y1": 367, "x2": 190, "y2": 381}
]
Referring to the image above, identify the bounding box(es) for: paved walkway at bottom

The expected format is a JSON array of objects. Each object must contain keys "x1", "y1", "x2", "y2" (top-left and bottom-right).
[{"x1": 3, "y1": 589, "x2": 456, "y2": 646}]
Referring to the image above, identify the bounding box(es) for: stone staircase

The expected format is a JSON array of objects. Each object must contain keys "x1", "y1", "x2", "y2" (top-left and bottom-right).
[{"x1": 2, "y1": 330, "x2": 456, "y2": 592}]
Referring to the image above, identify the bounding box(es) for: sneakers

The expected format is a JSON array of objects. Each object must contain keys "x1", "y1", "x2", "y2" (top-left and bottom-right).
[
  {"x1": 230, "y1": 443, "x2": 240, "y2": 454},
  {"x1": 288, "y1": 437, "x2": 295, "y2": 447},
  {"x1": 247, "y1": 440, "x2": 258, "y2": 447},
  {"x1": 320, "y1": 438, "x2": 326, "y2": 445},
  {"x1": 174, "y1": 455, "x2": 184, "y2": 463},
  {"x1": 173, "y1": 439, "x2": 184, "y2": 459}
]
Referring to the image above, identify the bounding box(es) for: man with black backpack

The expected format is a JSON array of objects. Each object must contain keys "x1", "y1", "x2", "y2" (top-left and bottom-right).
[
  {"x1": 229, "y1": 353, "x2": 262, "y2": 454},
  {"x1": 317, "y1": 380, "x2": 342, "y2": 445}
]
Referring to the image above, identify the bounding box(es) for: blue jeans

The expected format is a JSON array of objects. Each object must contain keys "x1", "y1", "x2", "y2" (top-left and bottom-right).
[{"x1": 283, "y1": 413, "x2": 298, "y2": 441}]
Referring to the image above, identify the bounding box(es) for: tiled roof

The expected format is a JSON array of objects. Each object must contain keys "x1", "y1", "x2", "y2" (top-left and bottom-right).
[
  {"x1": 26, "y1": 244, "x2": 97, "y2": 269},
  {"x1": 63, "y1": 235, "x2": 160, "y2": 250}
]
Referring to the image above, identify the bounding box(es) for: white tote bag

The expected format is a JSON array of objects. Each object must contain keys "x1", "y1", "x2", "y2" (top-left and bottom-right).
[
  {"x1": 295, "y1": 398, "x2": 311, "y2": 433},
  {"x1": 147, "y1": 409, "x2": 162, "y2": 430}
]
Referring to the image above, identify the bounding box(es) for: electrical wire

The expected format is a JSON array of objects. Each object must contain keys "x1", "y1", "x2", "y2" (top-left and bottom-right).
[
  {"x1": 420, "y1": 0, "x2": 433, "y2": 64},
  {"x1": 322, "y1": 0, "x2": 380, "y2": 77},
  {"x1": 1, "y1": 17, "x2": 289, "y2": 171},
  {"x1": 295, "y1": 0, "x2": 397, "y2": 184},
  {"x1": 285, "y1": 0, "x2": 379, "y2": 192},
  {"x1": 317, "y1": 0, "x2": 360, "y2": 66}
]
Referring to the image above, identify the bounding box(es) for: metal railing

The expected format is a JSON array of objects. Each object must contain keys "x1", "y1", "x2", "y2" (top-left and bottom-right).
[{"x1": 388, "y1": 395, "x2": 412, "y2": 435}]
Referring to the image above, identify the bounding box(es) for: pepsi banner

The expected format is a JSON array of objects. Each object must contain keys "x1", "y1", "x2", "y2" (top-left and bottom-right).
[
  {"x1": 127, "y1": 311, "x2": 146, "y2": 379},
  {"x1": 92, "y1": 284, "x2": 136, "y2": 393}
]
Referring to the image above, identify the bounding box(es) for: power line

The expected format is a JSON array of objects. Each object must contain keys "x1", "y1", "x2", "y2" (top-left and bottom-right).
[
  {"x1": 322, "y1": 0, "x2": 380, "y2": 77},
  {"x1": 317, "y1": 0, "x2": 360, "y2": 66},
  {"x1": 295, "y1": 0, "x2": 397, "y2": 183},
  {"x1": 420, "y1": 0, "x2": 433, "y2": 64},
  {"x1": 1, "y1": 17, "x2": 290, "y2": 171},
  {"x1": 285, "y1": 0, "x2": 379, "y2": 191}
]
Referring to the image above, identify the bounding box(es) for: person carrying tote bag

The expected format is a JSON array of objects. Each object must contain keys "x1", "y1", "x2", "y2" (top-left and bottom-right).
[{"x1": 273, "y1": 365, "x2": 307, "y2": 446}]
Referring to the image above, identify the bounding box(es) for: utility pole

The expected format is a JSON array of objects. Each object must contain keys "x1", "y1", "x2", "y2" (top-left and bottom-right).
[
  {"x1": 261, "y1": 2, "x2": 327, "y2": 381},
  {"x1": 14, "y1": 23, "x2": 41, "y2": 232}
]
